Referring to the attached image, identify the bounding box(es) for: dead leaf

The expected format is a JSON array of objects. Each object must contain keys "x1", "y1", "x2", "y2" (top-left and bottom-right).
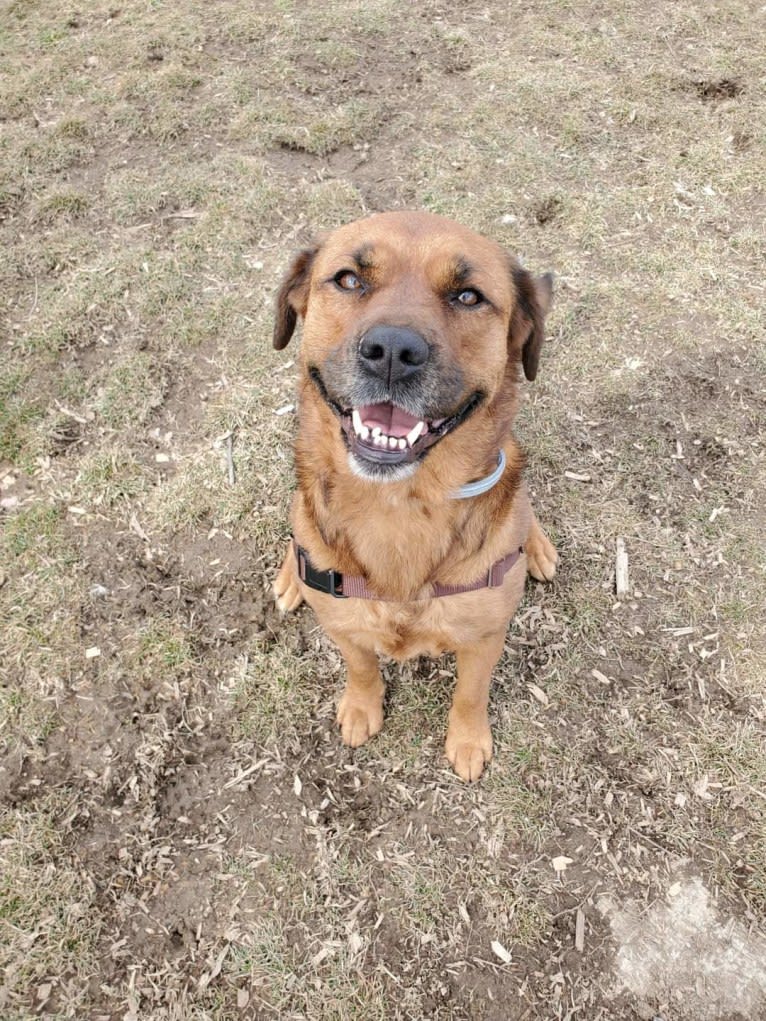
[
  {"x1": 198, "y1": 944, "x2": 229, "y2": 990},
  {"x1": 528, "y1": 683, "x2": 549, "y2": 706},
  {"x1": 36, "y1": 983, "x2": 52, "y2": 1002},
  {"x1": 693, "y1": 775, "x2": 712, "y2": 800},
  {"x1": 491, "y1": 939, "x2": 512, "y2": 964}
]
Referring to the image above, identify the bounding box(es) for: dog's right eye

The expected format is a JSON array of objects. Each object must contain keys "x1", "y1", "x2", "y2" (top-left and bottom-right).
[
  {"x1": 454, "y1": 288, "x2": 483, "y2": 307},
  {"x1": 334, "y1": 270, "x2": 363, "y2": 292}
]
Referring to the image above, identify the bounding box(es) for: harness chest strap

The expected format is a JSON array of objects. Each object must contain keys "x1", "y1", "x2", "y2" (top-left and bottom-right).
[{"x1": 293, "y1": 539, "x2": 524, "y2": 601}]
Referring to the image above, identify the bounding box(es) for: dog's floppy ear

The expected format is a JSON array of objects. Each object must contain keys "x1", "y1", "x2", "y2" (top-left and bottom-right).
[
  {"x1": 273, "y1": 246, "x2": 317, "y2": 350},
  {"x1": 508, "y1": 267, "x2": 554, "y2": 381}
]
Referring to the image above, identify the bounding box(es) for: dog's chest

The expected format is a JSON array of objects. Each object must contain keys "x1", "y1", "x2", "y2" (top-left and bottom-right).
[
  {"x1": 336, "y1": 594, "x2": 507, "y2": 660},
  {"x1": 366, "y1": 603, "x2": 447, "y2": 659},
  {"x1": 338, "y1": 498, "x2": 455, "y2": 597}
]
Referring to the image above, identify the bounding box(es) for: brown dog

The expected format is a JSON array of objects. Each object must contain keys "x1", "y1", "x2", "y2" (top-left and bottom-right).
[{"x1": 272, "y1": 211, "x2": 557, "y2": 781}]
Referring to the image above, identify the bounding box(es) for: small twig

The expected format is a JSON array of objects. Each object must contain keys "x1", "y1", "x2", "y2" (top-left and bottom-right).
[
  {"x1": 551, "y1": 883, "x2": 600, "y2": 920},
  {"x1": 161, "y1": 209, "x2": 200, "y2": 221},
  {"x1": 225, "y1": 432, "x2": 236, "y2": 486},
  {"x1": 129, "y1": 513, "x2": 149, "y2": 543},
  {"x1": 628, "y1": 826, "x2": 671, "y2": 854},
  {"x1": 223, "y1": 759, "x2": 267, "y2": 790},
  {"x1": 54, "y1": 400, "x2": 89, "y2": 424}
]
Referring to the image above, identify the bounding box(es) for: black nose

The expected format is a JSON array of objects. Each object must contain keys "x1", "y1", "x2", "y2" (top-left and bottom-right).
[{"x1": 358, "y1": 325, "x2": 430, "y2": 385}]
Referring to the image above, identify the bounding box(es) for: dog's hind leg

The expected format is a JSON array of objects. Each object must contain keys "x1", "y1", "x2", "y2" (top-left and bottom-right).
[
  {"x1": 273, "y1": 545, "x2": 304, "y2": 613},
  {"x1": 335, "y1": 636, "x2": 385, "y2": 748},
  {"x1": 526, "y1": 513, "x2": 558, "y2": 582}
]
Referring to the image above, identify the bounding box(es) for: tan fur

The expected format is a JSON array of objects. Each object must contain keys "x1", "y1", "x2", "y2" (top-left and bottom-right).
[{"x1": 271, "y1": 211, "x2": 557, "y2": 781}]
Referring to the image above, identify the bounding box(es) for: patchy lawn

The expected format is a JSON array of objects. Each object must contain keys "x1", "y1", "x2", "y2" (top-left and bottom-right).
[{"x1": 1, "y1": 1, "x2": 764, "y2": 1018}]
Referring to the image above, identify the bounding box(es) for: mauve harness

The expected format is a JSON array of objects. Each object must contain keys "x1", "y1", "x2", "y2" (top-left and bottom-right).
[{"x1": 294, "y1": 539, "x2": 524, "y2": 601}]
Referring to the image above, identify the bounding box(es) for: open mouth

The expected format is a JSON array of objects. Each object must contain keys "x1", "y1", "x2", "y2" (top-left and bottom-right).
[
  {"x1": 340, "y1": 396, "x2": 483, "y2": 466},
  {"x1": 307, "y1": 366, "x2": 484, "y2": 470}
]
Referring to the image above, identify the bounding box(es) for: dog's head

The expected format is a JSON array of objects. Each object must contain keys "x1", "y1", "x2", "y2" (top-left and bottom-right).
[{"x1": 273, "y1": 211, "x2": 552, "y2": 482}]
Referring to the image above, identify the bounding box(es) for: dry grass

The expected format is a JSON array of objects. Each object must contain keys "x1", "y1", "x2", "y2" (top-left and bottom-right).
[
  {"x1": 1, "y1": 1, "x2": 765, "y2": 1017},
  {"x1": 0, "y1": 798, "x2": 102, "y2": 1019}
]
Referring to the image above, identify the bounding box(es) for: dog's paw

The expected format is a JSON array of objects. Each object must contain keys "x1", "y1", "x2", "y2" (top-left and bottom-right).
[
  {"x1": 273, "y1": 551, "x2": 304, "y2": 614},
  {"x1": 445, "y1": 716, "x2": 493, "y2": 782},
  {"x1": 526, "y1": 529, "x2": 558, "y2": 582},
  {"x1": 337, "y1": 692, "x2": 384, "y2": 748},
  {"x1": 274, "y1": 576, "x2": 303, "y2": 614}
]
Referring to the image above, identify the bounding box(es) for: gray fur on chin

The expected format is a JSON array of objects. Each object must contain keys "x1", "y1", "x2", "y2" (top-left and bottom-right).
[{"x1": 347, "y1": 453, "x2": 418, "y2": 484}]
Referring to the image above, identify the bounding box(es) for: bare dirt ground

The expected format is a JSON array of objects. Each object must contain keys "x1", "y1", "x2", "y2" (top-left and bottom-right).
[{"x1": 1, "y1": 2, "x2": 765, "y2": 1018}]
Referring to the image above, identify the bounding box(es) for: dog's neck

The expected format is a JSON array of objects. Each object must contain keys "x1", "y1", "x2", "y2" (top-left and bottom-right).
[
  {"x1": 293, "y1": 385, "x2": 525, "y2": 601},
  {"x1": 452, "y1": 449, "x2": 507, "y2": 500}
]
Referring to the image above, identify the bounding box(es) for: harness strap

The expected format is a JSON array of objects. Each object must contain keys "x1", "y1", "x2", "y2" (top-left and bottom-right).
[{"x1": 293, "y1": 540, "x2": 524, "y2": 601}]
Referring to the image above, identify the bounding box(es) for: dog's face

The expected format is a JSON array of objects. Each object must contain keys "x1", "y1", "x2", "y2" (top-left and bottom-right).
[{"x1": 274, "y1": 211, "x2": 551, "y2": 481}]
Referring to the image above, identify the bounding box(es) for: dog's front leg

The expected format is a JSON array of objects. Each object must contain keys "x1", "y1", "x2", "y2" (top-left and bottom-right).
[
  {"x1": 334, "y1": 635, "x2": 385, "y2": 748},
  {"x1": 273, "y1": 545, "x2": 304, "y2": 614},
  {"x1": 526, "y1": 513, "x2": 558, "y2": 582},
  {"x1": 446, "y1": 630, "x2": 507, "y2": 782}
]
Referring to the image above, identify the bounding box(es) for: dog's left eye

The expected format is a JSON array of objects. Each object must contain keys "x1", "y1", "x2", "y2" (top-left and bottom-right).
[
  {"x1": 334, "y1": 270, "x2": 363, "y2": 292},
  {"x1": 454, "y1": 289, "x2": 483, "y2": 307}
]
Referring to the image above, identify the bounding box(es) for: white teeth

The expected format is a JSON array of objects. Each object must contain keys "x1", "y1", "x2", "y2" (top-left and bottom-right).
[
  {"x1": 406, "y1": 421, "x2": 425, "y2": 446},
  {"x1": 351, "y1": 409, "x2": 370, "y2": 441},
  {"x1": 352, "y1": 412, "x2": 424, "y2": 452}
]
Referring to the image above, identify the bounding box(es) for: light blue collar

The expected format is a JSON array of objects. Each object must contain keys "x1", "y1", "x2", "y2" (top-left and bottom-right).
[{"x1": 452, "y1": 449, "x2": 506, "y2": 499}]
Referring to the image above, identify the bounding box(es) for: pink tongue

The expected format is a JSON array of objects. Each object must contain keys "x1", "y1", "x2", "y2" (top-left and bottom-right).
[{"x1": 358, "y1": 403, "x2": 421, "y2": 438}]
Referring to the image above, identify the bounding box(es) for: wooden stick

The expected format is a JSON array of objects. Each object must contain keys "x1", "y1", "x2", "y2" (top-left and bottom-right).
[
  {"x1": 225, "y1": 433, "x2": 236, "y2": 486},
  {"x1": 615, "y1": 537, "x2": 629, "y2": 597},
  {"x1": 575, "y1": 908, "x2": 585, "y2": 952}
]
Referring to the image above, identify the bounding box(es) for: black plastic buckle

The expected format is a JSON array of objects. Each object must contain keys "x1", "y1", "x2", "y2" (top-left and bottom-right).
[
  {"x1": 297, "y1": 546, "x2": 345, "y2": 598},
  {"x1": 308, "y1": 565, "x2": 345, "y2": 598}
]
